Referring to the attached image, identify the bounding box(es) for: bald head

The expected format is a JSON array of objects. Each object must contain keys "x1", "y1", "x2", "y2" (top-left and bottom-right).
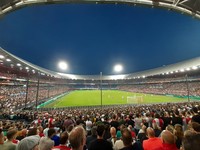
[
  {"x1": 161, "y1": 130, "x2": 175, "y2": 144},
  {"x1": 146, "y1": 127, "x2": 155, "y2": 138},
  {"x1": 110, "y1": 127, "x2": 116, "y2": 137}
]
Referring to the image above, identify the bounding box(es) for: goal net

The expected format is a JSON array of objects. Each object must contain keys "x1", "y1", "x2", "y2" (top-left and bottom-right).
[{"x1": 127, "y1": 96, "x2": 143, "y2": 104}]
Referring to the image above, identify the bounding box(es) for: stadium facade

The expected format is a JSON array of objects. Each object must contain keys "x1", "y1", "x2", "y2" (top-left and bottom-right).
[
  {"x1": 1, "y1": 47, "x2": 200, "y2": 80},
  {"x1": 1, "y1": 47, "x2": 200, "y2": 110}
]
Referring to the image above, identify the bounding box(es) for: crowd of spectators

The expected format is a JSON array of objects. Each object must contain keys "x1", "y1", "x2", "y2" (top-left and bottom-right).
[
  {"x1": 119, "y1": 81, "x2": 200, "y2": 97},
  {"x1": 0, "y1": 102, "x2": 200, "y2": 150},
  {"x1": 0, "y1": 85, "x2": 69, "y2": 111},
  {"x1": 1, "y1": 78, "x2": 200, "y2": 112},
  {"x1": 1, "y1": 66, "x2": 200, "y2": 149}
]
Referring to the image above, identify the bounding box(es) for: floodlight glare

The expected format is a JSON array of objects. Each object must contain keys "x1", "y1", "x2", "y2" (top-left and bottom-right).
[
  {"x1": 0, "y1": 55, "x2": 5, "y2": 59},
  {"x1": 6, "y1": 58, "x2": 11, "y2": 62},
  {"x1": 114, "y1": 64, "x2": 123, "y2": 72},
  {"x1": 186, "y1": 68, "x2": 190, "y2": 71},
  {"x1": 192, "y1": 66, "x2": 198, "y2": 70},
  {"x1": 58, "y1": 61, "x2": 68, "y2": 70}
]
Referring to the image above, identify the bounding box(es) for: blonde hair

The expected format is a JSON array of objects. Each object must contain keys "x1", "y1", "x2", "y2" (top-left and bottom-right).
[{"x1": 69, "y1": 126, "x2": 86, "y2": 150}]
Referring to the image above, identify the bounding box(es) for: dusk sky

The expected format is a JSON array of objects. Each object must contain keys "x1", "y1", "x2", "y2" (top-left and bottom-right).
[{"x1": 0, "y1": 3, "x2": 200, "y2": 75}]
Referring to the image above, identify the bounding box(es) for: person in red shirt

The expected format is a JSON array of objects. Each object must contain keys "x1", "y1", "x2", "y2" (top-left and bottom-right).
[
  {"x1": 48, "y1": 116, "x2": 55, "y2": 128},
  {"x1": 143, "y1": 127, "x2": 163, "y2": 150},
  {"x1": 160, "y1": 130, "x2": 178, "y2": 150},
  {"x1": 52, "y1": 131, "x2": 71, "y2": 150}
]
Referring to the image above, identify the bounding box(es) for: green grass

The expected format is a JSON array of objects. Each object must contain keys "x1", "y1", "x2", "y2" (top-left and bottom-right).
[{"x1": 42, "y1": 90, "x2": 187, "y2": 108}]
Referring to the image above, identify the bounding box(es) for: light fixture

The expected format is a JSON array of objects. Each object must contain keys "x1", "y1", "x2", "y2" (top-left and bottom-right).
[
  {"x1": 58, "y1": 61, "x2": 68, "y2": 70},
  {"x1": 6, "y1": 58, "x2": 11, "y2": 62},
  {"x1": 0, "y1": 55, "x2": 5, "y2": 59},
  {"x1": 114, "y1": 64, "x2": 123, "y2": 72},
  {"x1": 192, "y1": 66, "x2": 198, "y2": 70}
]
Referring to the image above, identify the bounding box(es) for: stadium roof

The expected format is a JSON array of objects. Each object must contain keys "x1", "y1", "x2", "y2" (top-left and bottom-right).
[
  {"x1": 0, "y1": 0, "x2": 200, "y2": 19},
  {"x1": 1, "y1": 47, "x2": 200, "y2": 80}
]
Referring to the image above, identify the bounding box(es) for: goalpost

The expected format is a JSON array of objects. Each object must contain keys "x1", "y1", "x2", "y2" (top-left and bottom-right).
[{"x1": 127, "y1": 95, "x2": 144, "y2": 104}]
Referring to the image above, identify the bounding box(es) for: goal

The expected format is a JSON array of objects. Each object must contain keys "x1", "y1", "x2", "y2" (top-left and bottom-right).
[{"x1": 127, "y1": 96, "x2": 143, "y2": 104}]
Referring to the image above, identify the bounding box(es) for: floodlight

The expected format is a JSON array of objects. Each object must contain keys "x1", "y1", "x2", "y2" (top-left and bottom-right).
[
  {"x1": 58, "y1": 61, "x2": 68, "y2": 70},
  {"x1": 17, "y1": 63, "x2": 21, "y2": 66},
  {"x1": 114, "y1": 64, "x2": 123, "y2": 72},
  {"x1": 0, "y1": 55, "x2": 4, "y2": 59},
  {"x1": 6, "y1": 58, "x2": 11, "y2": 62},
  {"x1": 192, "y1": 66, "x2": 198, "y2": 70}
]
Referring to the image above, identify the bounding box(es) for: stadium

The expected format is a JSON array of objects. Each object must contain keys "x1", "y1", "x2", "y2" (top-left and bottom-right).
[
  {"x1": 0, "y1": 1, "x2": 200, "y2": 150},
  {"x1": 1, "y1": 46, "x2": 200, "y2": 110},
  {"x1": 0, "y1": 0, "x2": 199, "y2": 110}
]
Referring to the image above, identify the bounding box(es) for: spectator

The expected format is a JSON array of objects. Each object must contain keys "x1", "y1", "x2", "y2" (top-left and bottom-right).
[
  {"x1": 121, "y1": 128, "x2": 141, "y2": 150},
  {"x1": 181, "y1": 130, "x2": 200, "y2": 150},
  {"x1": 86, "y1": 117, "x2": 92, "y2": 135},
  {"x1": 52, "y1": 131, "x2": 70, "y2": 150},
  {"x1": 116, "y1": 124, "x2": 126, "y2": 139},
  {"x1": 188, "y1": 121, "x2": 200, "y2": 132},
  {"x1": 0, "y1": 129, "x2": 4, "y2": 149},
  {"x1": 113, "y1": 138, "x2": 124, "y2": 150},
  {"x1": 152, "y1": 113, "x2": 164, "y2": 130},
  {"x1": 16, "y1": 129, "x2": 27, "y2": 141},
  {"x1": 39, "y1": 128, "x2": 55, "y2": 150},
  {"x1": 17, "y1": 135, "x2": 40, "y2": 150},
  {"x1": 27, "y1": 128, "x2": 38, "y2": 136},
  {"x1": 143, "y1": 127, "x2": 162, "y2": 150},
  {"x1": 86, "y1": 126, "x2": 97, "y2": 148},
  {"x1": 69, "y1": 126, "x2": 86, "y2": 150},
  {"x1": 51, "y1": 128, "x2": 60, "y2": 146},
  {"x1": 110, "y1": 114, "x2": 119, "y2": 131},
  {"x1": 137, "y1": 124, "x2": 147, "y2": 144},
  {"x1": 152, "y1": 122, "x2": 162, "y2": 137},
  {"x1": 63, "y1": 114, "x2": 74, "y2": 131},
  {"x1": 3, "y1": 129, "x2": 18, "y2": 150},
  {"x1": 191, "y1": 106, "x2": 200, "y2": 124},
  {"x1": 88, "y1": 124, "x2": 112, "y2": 150},
  {"x1": 127, "y1": 125, "x2": 136, "y2": 139},
  {"x1": 174, "y1": 124, "x2": 183, "y2": 149},
  {"x1": 171, "y1": 110, "x2": 183, "y2": 126},
  {"x1": 165, "y1": 125, "x2": 174, "y2": 134},
  {"x1": 38, "y1": 126, "x2": 44, "y2": 137},
  {"x1": 107, "y1": 127, "x2": 117, "y2": 148},
  {"x1": 160, "y1": 130, "x2": 178, "y2": 150},
  {"x1": 162, "y1": 112, "x2": 172, "y2": 130},
  {"x1": 134, "y1": 113, "x2": 142, "y2": 135}
]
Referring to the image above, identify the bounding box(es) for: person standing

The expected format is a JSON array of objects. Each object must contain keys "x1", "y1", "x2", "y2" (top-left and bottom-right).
[
  {"x1": 88, "y1": 124, "x2": 112, "y2": 150},
  {"x1": 69, "y1": 126, "x2": 86, "y2": 150}
]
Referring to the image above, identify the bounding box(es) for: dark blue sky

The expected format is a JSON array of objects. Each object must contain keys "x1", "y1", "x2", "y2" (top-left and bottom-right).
[{"x1": 0, "y1": 4, "x2": 200, "y2": 75}]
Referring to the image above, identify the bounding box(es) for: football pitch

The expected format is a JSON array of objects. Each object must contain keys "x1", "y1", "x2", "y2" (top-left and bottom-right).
[{"x1": 41, "y1": 90, "x2": 187, "y2": 108}]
